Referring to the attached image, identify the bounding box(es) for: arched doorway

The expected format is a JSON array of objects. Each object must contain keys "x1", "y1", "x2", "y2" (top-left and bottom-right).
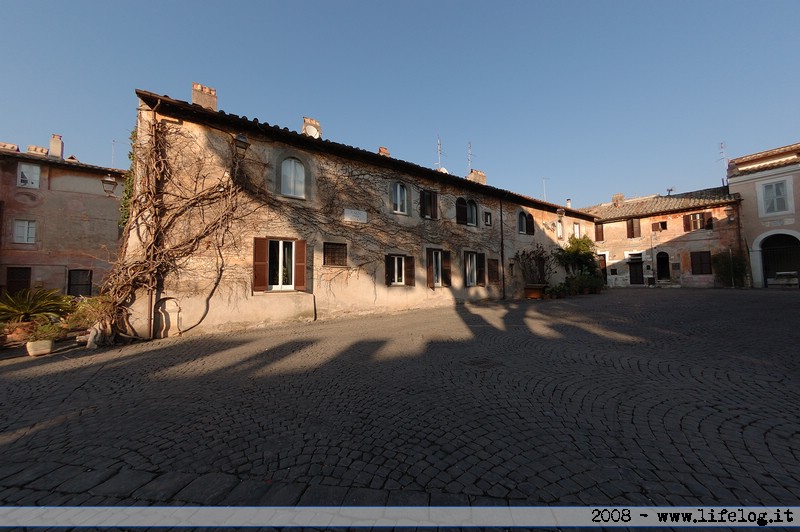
[
  {"x1": 761, "y1": 234, "x2": 800, "y2": 287},
  {"x1": 656, "y1": 251, "x2": 670, "y2": 280}
]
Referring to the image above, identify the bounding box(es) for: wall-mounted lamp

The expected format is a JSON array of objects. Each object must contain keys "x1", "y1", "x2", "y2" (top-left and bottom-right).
[
  {"x1": 556, "y1": 208, "x2": 565, "y2": 219},
  {"x1": 102, "y1": 174, "x2": 118, "y2": 196},
  {"x1": 724, "y1": 205, "x2": 735, "y2": 222},
  {"x1": 234, "y1": 134, "x2": 250, "y2": 159}
]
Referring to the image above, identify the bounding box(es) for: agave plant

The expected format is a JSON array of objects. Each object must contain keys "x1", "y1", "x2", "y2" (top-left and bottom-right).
[{"x1": 0, "y1": 288, "x2": 73, "y2": 324}]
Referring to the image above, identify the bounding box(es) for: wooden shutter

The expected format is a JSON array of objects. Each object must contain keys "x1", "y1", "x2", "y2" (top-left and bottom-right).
[
  {"x1": 487, "y1": 258, "x2": 499, "y2": 284},
  {"x1": 595, "y1": 223, "x2": 604, "y2": 242},
  {"x1": 294, "y1": 240, "x2": 306, "y2": 291},
  {"x1": 683, "y1": 214, "x2": 691, "y2": 232},
  {"x1": 626, "y1": 219, "x2": 634, "y2": 238},
  {"x1": 404, "y1": 256, "x2": 415, "y2": 286},
  {"x1": 477, "y1": 253, "x2": 486, "y2": 286},
  {"x1": 704, "y1": 211, "x2": 713, "y2": 230},
  {"x1": 456, "y1": 198, "x2": 467, "y2": 224},
  {"x1": 253, "y1": 237, "x2": 268, "y2": 291},
  {"x1": 420, "y1": 190, "x2": 427, "y2": 218},
  {"x1": 431, "y1": 192, "x2": 439, "y2": 219},
  {"x1": 426, "y1": 248, "x2": 434, "y2": 288},
  {"x1": 651, "y1": 222, "x2": 661, "y2": 232},
  {"x1": 385, "y1": 255, "x2": 394, "y2": 286},
  {"x1": 628, "y1": 218, "x2": 640, "y2": 238},
  {"x1": 526, "y1": 214, "x2": 535, "y2": 235},
  {"x1": 442, "y1": 251, "x2": 451, "y2": 287}
]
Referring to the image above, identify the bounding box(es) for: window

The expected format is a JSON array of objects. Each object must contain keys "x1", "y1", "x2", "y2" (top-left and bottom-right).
[
  {"x1": 420, "y1": 190, "x2": 438, "y2": 219},
  {"x1": 763, "y1": 181, "x2": 788, "y2": 214},
  {"x1": 13, "y1": 220, "x2": 36, "y2": 243},
  {"x1": 626, "y1": 218, "x2": 641, "y2": 238},
  {"x1": 652, "y1": 221, "x2": 667, "y2": 232},
  {"x1": 253, "y1": 237, "x2": 307, "y2": 291},
  {"x1": 68, "y1": 269, "x2": 93, "y2": 297},
  {"x1": 467, "y1": 200, "x2": 478, "y2": 226},
  {"x1": 683, "y1": 212, "x2": 712, "y2": 231},
  {"x1": 573, "y1": 222, "x2": 581, "y2": 237},
  {"x1": 392, "y1": 182, "x2": 408, "y2": 214},
  {"x1": 280, "y1": 158, "x2": 305, "y2": 198},
  {"x1": 487, "y1": 258, "x2": 500, "y2": 284},
  {"x1": 323, "y1": 242, "x2": 347, "y2": 266},
  {"x1": 518, "y1": 212, "x2": 534, "y2": 234},
  {"x1": 557, "y1": 219, "x2": 563, "y2": 239},
  {"x1": 385, "y1": 254, "x2": 415, "y2": 286},
  {"x1": 17, "y1": 163, "x2": 40, "y2": 188},
  {"x1": 484, "y1": 211, "x2": 492, "y2": 226},
  {"x1": 690, "y1": 251, "x2": 712, "y2": 275},
  {"x1": 595, "y1": 223, "x2": 604, "y2": 242},
  {"x1": 426, "y1": 248, "x2": 451, "y2": 288},
  {"x1": 464, "y1": 251, "x2": 486, "y2": 287},
  {"x1": 5, "y1": 267, "x2": 31, "y2": 294}
]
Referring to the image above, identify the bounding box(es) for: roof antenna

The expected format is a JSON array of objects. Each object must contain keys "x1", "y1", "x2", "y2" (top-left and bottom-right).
[
  {"x1": 467, "y1": 141, "x2": 472, "y2": 173},
  {"x1": 719, "y1": 142, "x2": 729, "y2": 186},
  {"x1": 666, "y1": 187, "x2": 674, "y2": 196},
  {"x1": 436, "y1": 136, "x2": 447, "y2": 172}
]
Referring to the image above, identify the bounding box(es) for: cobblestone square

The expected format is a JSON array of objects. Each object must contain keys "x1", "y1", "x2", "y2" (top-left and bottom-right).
[{"x1": 1, "y1": 289, "x2": 799, "y2": 508}]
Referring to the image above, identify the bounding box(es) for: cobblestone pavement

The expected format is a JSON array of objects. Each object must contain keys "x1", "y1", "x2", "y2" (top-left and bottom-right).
[{"x1": 2, "y1": 288, "x2": 800, "y2": 511}]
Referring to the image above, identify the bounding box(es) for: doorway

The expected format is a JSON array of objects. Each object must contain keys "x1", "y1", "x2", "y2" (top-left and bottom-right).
[
  {"x1": 656, "y1": 252, "x2": 670, "y2": 281},
  {"x1": 761, "y1": 234, "x2": 800, "y2": 287}
]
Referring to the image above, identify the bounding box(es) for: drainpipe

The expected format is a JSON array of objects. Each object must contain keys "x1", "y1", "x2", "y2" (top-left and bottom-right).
[
  {"x1": 146, "y1": 99, "x2": 162, "y2": 340},
  {"x1": 500, "y1": 197, "x2": 506, "y2": 300}
]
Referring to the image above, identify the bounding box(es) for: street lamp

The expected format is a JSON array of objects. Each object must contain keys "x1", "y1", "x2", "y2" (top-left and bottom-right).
[
  {"x1": 724, "y1": 205, "x2": 735, "y2": 222},
  {"x1": 101, "y1": 174, "x2": 117, "y2": 196}
]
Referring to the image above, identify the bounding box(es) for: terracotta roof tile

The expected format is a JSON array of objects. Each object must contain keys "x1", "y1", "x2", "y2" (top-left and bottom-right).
[{"x1": 580, "y1": 187, "x2": 738, "y2": 221}]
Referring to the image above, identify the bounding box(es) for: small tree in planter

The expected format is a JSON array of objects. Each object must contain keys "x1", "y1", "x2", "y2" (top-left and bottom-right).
[
  {"x1": 514, "y1": 243, "x2": 554, "y2": 299},
  {"x1": 25, "y1": 322, "x2": 66, "y2": 356},
  {"x1": 553, "y1": 235, "x2": 603, "y2": 294}
]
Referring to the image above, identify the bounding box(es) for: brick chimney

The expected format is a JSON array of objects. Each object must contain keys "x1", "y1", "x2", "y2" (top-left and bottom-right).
[
  {"x1": 27, "y1": 145, "x2": 48, "y2": 156},
  {"x1": 49, "y1": 134, "x2": 64, "y2": 159},
  {"x1": 466, "y1": 169, "x2": 486, "y2": 185},
  {"x1": 612, "y1": 193, "x2": 624, "y2": 207},
  {"x1": 378, "y1": 146, "x2": 391, "y2": 157},
  {"x1": 566, "y1": 198, "x2": 571, "y2": 208},
  {"x1": 192, "y1": 82, "x2": 217, "y2": 111}
]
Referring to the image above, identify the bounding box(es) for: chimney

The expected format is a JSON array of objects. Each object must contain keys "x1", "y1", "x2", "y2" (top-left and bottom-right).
[
  {"x1": 378, "y1": 146, "x2": 391, "y2": 157},
  {"x1": 466, "y1": 169, "x2": 487, "y2": 185},
  {"x1": 566, "y1": 198, "x2": 572, "y2": 208},
  {"x1": 49, "y1": 134, "x2": 64, "y2": 159},
  {"x1": 191, "y1": 82, "x2": 217, "y2": 111},
  {"x1": 0, "y1": 142, "x2": 19, "y2": 152},
  {"x1": 27, "y1": 145, "x2": 48, "y2": 157},
  {"x1": 301, "y1": 117, "x2": 321, "y2": 139},
  {"x1": 612, "y1": 193, "x2": 624, "y2": 207}
]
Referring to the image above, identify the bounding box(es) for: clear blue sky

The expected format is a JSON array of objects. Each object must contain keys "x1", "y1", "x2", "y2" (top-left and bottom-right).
[{"x1": 2, "y1": 1, "x2": 798, "y2": 208}]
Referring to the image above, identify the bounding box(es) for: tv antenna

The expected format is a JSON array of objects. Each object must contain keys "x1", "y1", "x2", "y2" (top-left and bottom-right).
[
  {"x1": 542, "y1": 177, "x2": 549, "y2": 202},
  {"x1": 666, "y1": 186, "x2": 674, "y2": 195},
  {"x1": 436, "y1": 136, "x2": 447, "y2": 172},
  {"x1": 467, "y1": 142, "x2": 473, "y2": 173}
]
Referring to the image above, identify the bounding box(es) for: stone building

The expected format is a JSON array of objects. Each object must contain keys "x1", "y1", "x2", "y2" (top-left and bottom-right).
[
  {"x1": 581, "y1": 188, "x2": 742, "y2": 288},
  {"x1": 0, "y1": 136, "x2": 125, "y2": 295},
  {"x1": 727, "y1": 142, "x2": 800, "y2": 288},
  {"x1": 120, "y1": 84, "x2": 593, "y2": 337}
]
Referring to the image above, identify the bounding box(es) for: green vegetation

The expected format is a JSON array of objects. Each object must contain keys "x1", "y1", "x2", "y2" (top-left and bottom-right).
[
  {"x1": 0, "y1": 288, "x2": 73, "y2": 324},
  {"x1": 712, "y1": 250, "x2": 747, "y2": 288}
]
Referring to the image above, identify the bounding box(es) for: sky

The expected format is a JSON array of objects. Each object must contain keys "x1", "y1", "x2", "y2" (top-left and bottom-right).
[{"x1": 2, "y1": 0, "x2": 799, "y2": 208}]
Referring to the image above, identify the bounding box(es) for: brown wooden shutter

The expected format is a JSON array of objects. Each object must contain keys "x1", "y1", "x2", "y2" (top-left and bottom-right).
[
  {"x1": 426, "y1": 248, "x2": 434, "y2": 288},
  {"x1": 626, "y1": 219, "x2": 634, "y2": 238},
  {"x1": 704, "y1": 211, "x2": 713, "y2": 230},
  {"x1": 456, "y1": 198, "x2": 467, "y2": 224},
  {"x1": 431, "y1": 192, "x2": 439, "y2": 219},
  {"x1": 385, "y1": 255, "x2": 393, "y2": 286},
  {"x1": 253, "y1": 237, "x2": 268, "y2": 291},
  {"x1": 404, "y1": 256, "x2": 415, "y2": 286},
  {"x1": 632, "y1": 219, "x2": 641, "y2": 238},
  {"x1": 487, "y1": 258, "x2": 499, "y2": 284},
  {"x1": 651, "y1": 222, "x2": 661, "y2": 232},
  {"x1": 477, "y1": 253, "x2": 486, "y2": 286},
  {"x1": 526, "y1": 214, "x2": 535, "y2": 235},
  {"x1": 683, "y1": 214, "x2": 691, "y2": 232},
  {"x1": 595, "y1": 223, "x2": 604, "y2": 241},
  {"x1": 442, "y1": 251, "x2": 451, "y2": 287},
  {"x1": 420, "y1": 190, "x2": 427, "y2": 217},
  {"x1": 294, "y1": 240, "x2": 306, "y2": 291}
]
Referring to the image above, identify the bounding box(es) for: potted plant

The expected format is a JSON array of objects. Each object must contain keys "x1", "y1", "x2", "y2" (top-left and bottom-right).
[
  {"x1": 514, "y1": 243, "x2": 554, "y2": 299},
  {"x1": 26, "y1": 322, "x2": 65, "y2": 356}
]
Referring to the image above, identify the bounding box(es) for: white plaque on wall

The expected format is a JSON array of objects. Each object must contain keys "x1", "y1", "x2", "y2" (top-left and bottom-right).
[{"x1": 344, "y1": 209, "x2": 367, "y2": 223}]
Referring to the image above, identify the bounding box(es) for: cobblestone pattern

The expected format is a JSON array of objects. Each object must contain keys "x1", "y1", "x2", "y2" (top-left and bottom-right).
[{"x1": 1, "y1": 289, "x2": 799, "y2": 509}]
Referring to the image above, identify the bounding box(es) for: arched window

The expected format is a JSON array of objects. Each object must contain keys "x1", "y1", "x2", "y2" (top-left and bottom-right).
[
  {"x1": 280, "y1": 158, "x2": 305, "y2": 198},
  {"x1": 467, "y1": 200, "x2": 478, "y2": 226},
  {"x1": 518, "y1": 212, "x2": 535, "y2": 235},
  {"x1": 392, "y1": 182, "x2": 408, "y2": 214}
]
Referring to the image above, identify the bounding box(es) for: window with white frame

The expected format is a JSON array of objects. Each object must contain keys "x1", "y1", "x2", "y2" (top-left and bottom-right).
[
  {"x1": 556, "y1": 219, "x2": 564, "y2": 239},
  {"x1": 573, "y1": 222, "x2": 581, "y2": 237},
  {"x1": 253, "y1": 238, "x2": 307, "y2": 292},
  {"x1": 17, "y1": 163, "x2": 40, "y2": 188},
  {"x1": 13, "y1": 220, "x2": 36, "y2": 243},
  {"x1": 268, "y1": 239, "x2": 296, "y2": 290},
  {"x1": 280, "y1": 158, "x2": 306, "y2": 198},
  {"x1": 392, "y1": 182, "x2": 408, "y2": 214},
  {"x1": 763, "y1": 180, "x2": 789, "y2": 215},
  {"x1": 464, "y1": 251, "x2": 486, "y2": 287},
  {"x1": 385, "y1": 254, "x2": 415, "y2": 286}
]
